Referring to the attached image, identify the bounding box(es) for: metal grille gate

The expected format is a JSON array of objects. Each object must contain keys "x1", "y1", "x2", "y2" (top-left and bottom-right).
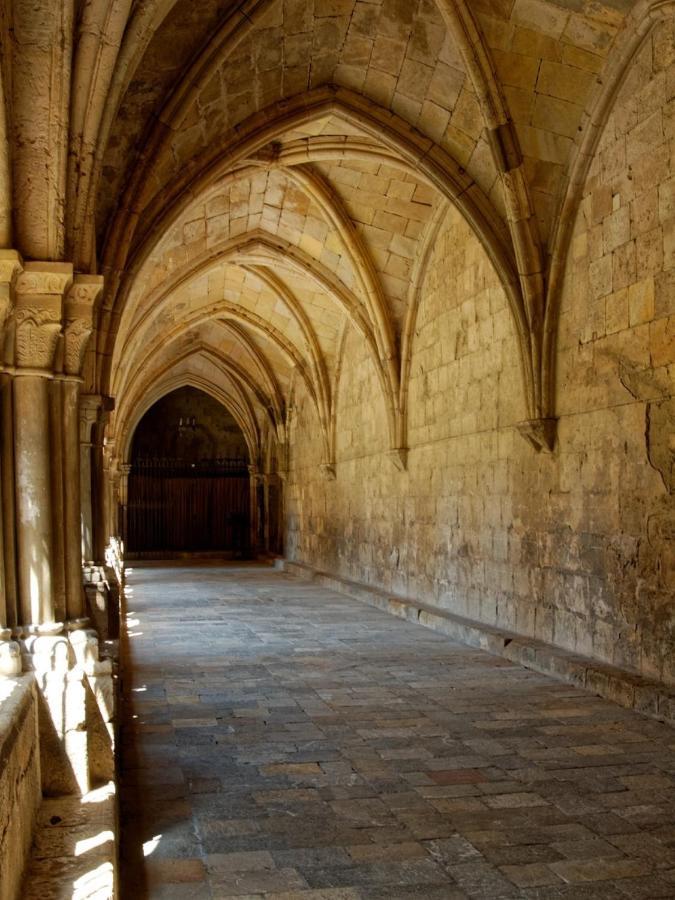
[{"x1": 126, "y1": 458, "x2": 250, "y2": 555}]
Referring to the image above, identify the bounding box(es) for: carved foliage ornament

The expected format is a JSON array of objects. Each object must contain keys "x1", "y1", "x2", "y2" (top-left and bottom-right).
[
  {"x1": 14, "y1": 306, "x2": 62, "y2": 369},
  {"x1": 63, "y1": 317, "x2": 93, "y2": 376},
  {"x1": 63, "y1": 276, "x2": 102, "y2": 376}
]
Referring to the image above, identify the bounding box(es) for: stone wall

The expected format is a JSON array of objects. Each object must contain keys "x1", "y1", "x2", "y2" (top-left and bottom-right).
[
  {"x1": 285, "y1": 19, "x2": 674, "y2": 687},
  {"x1": 0, "y1": 676, "x2": 41, "y2": 900}
]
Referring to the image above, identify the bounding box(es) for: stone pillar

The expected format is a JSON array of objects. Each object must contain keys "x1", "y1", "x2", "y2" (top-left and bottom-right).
[
  {"x1": 13, "y1": 262, "x2": 73, "y2": 632},
  {"x1": 248, "y1": 465, "x2": 260, "y2": 557},
  {"x1": 0, "y1": 251, "x2": 22, "y2": 674},
  {"x1": 60, "y1": 276, "x2": 101, "y2": 624},
  {"x1": 277, "y1": 469, "x2": 287, "y2": 557},
  {"x1": 79, "y1": 394, "x2": 101, "y2": 564},
  {"x1": 99, "y1": 441, "x2": 113, "y2": 558},
  {"x1": 49, "y1": 356, "x2": 67, "y2": 623},
  {"x1": 263, "y1": 473, "x2": 271, "y2": 553},
  {"x1": 117, "y1": 463, "x2": 131, "y2": 548}
]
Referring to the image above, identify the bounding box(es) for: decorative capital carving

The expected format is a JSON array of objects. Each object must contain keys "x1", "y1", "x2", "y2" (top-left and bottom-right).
[
  {"x1": 63, "y1": 275, "x2": 102, "y2": 376},
  {"x1": 15, "y1": 261, "x2": 73, "y2": 299},
  {"x1": 80, "y1": 392, "x2": 102, "y2": 440},
  {"x1": 319, "y1": 463, "x2": 336, "y2": 481},
  {"x1": 14, "y1": 262, "x2": 73, "y2": 370},
  {"x1": 516, "y1": 417, "x2": 557, "y2": 453},
  {"x1": 0, "y1": 250, "x2": 22, "y2": 339}
]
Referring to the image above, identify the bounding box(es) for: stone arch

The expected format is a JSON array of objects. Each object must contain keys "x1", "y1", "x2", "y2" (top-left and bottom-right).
[
  {"x1": 120, "y1": 373, "x2": 259, "y2": 467},
  {"x1": 543, "y1": 1, "x2": 675, "y2": 418}
]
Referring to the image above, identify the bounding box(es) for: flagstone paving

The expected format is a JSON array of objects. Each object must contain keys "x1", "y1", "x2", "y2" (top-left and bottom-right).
[{"x1": 119, "y1": 563, "x2": 675, "y2": 899}]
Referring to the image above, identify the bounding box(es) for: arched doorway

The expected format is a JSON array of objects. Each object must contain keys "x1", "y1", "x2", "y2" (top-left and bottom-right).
[{"x1": 125, "y1": 387, "x2": 251, "y2": 557}]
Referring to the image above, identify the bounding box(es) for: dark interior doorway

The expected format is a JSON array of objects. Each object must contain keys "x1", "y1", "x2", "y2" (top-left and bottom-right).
[{"x1": 125, "y1": 387, "x2": 251, "y2": 557}]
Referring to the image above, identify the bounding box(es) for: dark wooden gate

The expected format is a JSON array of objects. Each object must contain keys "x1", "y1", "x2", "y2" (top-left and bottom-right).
[{"x1": 127, "y1": 458, "x2": 250, "y2": 555}]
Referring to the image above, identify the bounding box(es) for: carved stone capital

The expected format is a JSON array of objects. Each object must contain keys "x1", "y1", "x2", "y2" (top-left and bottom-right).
[
  {"x1": 0, "y1": 250, "x2": 22, "y2": 339},
  {"x1": 80, "y1": 393, "x2": 114, "y2": 443},
  {"x1": 14, "y1": 262, "x2": 73, "y2": 370},
  {"x1": 80, "y1": 393, "x2": 103, "y2": 442},
  {"x1": 319, "y1": 463, "x2": 336, "y2": 481},
  {"x1": 516, "y1": 417, "x2": 557, "y2": 453},
  {"x1": 63, "y1": 275, "x2": 103, "y2": 376}
]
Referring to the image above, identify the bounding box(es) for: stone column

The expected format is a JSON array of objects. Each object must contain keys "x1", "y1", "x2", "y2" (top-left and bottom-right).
[
  {"x1": 118, "y1": 463, "x2": 131, "y2": 549},
  {"x1": 49, "y1": 354, "x2": 67, "y2": 623},
  {"x1": 79, "y1": 394, "x2": 101, "y2": 564},
  {"x1": 248, "y1": 465, "x2": 260, "y2": 557},
  {"x1": 99, "y1": 440, "x2": 113, "y2": 558},
  {"x1": 61, "y1": 276, "x2": 101, "y2": 624},
  {"x1": 262, "y1": 473, "x2": 271, "y2": 554},
  {"x1": 0, "y1": 250, "x2": 22, "y2": 673},
  {"x1": 13, "y1": 262, "x2": 73, "y2": 632},
  {"x1": 277, "y1": 469, "x2": 287, "y2": 557},
  {"x1": 91, "y1": 402, "x2": 114, "y2": 565}
]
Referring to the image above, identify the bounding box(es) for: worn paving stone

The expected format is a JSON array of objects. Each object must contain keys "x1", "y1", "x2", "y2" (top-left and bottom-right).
[{"x1": 120, "y1": 564, "x2": 675, "y2": 898}]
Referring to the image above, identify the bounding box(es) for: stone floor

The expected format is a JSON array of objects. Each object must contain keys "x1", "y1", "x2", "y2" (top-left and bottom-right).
[{"x1": 119, "y1": 563, "x2": 675, "y2": 899}]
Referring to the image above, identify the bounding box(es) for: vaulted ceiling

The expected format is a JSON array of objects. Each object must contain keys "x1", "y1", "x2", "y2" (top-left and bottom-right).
[{"x1": 41, "y1": 0, "x2": 656, "y2": 467}]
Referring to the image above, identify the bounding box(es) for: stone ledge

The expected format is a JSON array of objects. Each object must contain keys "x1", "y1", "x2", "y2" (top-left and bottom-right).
[
  {"x1": 0, "y1": 674, "x2": 41, "y2": 900},
  {"x1": 277, "y1": 559, "x2": 675, "y2": 728},
  {"x1": 21, "y1": 782, "x2": 117, "y2": 900}
]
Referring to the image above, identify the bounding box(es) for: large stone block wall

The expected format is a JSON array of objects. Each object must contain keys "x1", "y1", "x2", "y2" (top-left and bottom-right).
[
  {"x1": 285, "y1": 20, "x2": 674, "y2": 686},
  {"x1": 0, "y1": 676, "x2": 41, "y2": 900}
]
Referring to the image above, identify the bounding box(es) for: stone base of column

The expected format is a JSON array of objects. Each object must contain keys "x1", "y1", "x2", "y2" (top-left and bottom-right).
[
  {"x1": 83, "y1": 562, "x2": 121, "y2": 640},
  {"x1": 0, "y1": 633, "x2": 22, "y2": 675},
  {"x1": 19, "y1": 628, "x2": 115, "y2": 797}
]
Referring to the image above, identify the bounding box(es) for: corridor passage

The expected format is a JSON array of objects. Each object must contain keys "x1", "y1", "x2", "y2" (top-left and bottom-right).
[{"x1": 120, "y1": 565, "x2": 675, "y2": 899}]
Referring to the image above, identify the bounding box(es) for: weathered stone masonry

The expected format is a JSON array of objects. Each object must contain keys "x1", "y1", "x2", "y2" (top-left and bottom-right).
[{"x1": 0, "y1": 0, "x2": 673, "y2": 895}]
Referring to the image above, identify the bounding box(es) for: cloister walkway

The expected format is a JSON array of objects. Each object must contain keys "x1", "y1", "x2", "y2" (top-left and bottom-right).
[{"x1": 119, "y1": 564, "x2": 675, "y2": 899}]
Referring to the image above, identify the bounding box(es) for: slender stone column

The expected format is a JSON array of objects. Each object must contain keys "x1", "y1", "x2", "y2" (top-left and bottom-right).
[
  {"x1": 49, "y1": 357, "x2": 67, "y2": 623},
  {"x1": 91, "y1": 400, "x2": 114, "y2": 564},
  {"x1": 13, "y1": 262, "x2": 73, "y2": 632},
  {"x1": 262, "y1": 473, "x2": 271, "y2": 554},
  {"x1": 118, "y1": 463, "x2": 131, "y2": 549},
  {"x1": 0, "y1": 251, "x2": 22, "y2": 672},
  {"x1": 79, "y1": 394, "x2": 101, "y2": 564},
  {"x1": 248, "y1": 465, "x2": 259, "y2": 556},
  {"x1": 99, "y1": 440, "x2": 113, "y2": 559},
  {"x1": 61, "y1": 276, "x2": 101, "y2": 624},
  {"x1": 277, "y1": 469, "x2": 287, "y2": 557}
]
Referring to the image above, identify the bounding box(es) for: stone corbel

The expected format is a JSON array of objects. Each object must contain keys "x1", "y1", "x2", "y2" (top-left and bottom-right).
[
  {"x1": 516, "y1": 417, "x2": 557, "y2": 453},
  {"x1": 388, "y1": 448, "x2": 408, "y2": 472},
  {"x1": 14, "y1": 262, "x2": 73, "y2": 371},
  {"x1": 63, "y1": 275, "x2": 103, "y2": 377}
]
